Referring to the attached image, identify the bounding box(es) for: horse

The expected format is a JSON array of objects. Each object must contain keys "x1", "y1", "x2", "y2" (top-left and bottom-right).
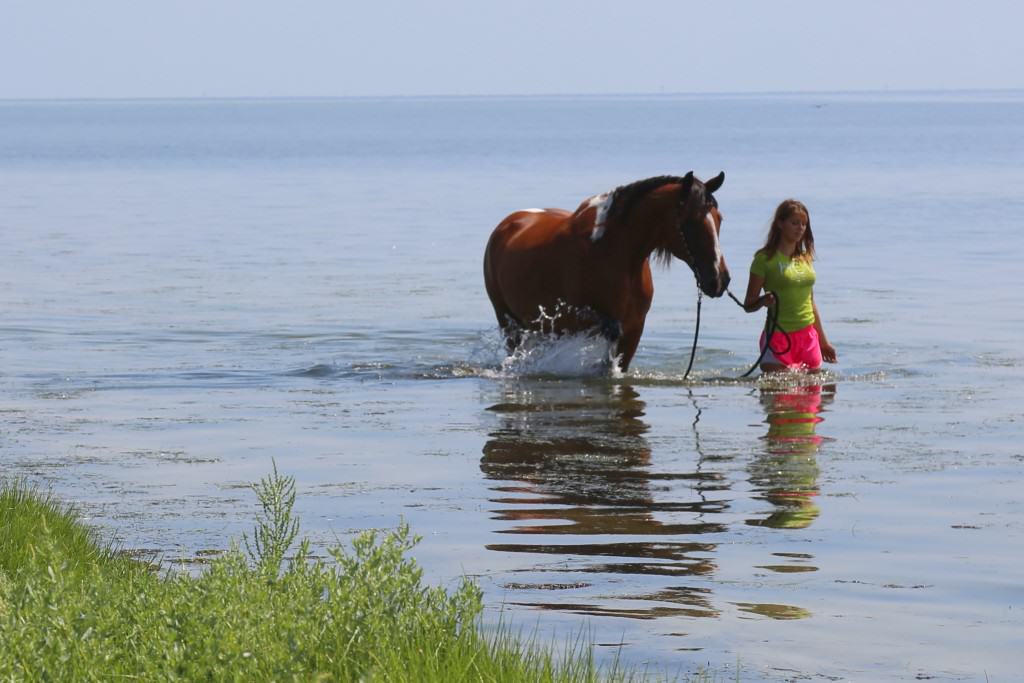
[{"x1": 483, "y1": 172, "x2": 729, "y2": 371}]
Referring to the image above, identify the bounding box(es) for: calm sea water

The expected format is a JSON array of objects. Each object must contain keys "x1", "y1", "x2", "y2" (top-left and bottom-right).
[{"x1": 1, "y1": 93, "x2": 1022, "y2": 681}]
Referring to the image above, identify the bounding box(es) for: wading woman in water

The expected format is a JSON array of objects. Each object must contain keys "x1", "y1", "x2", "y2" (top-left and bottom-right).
[{"x1": 743, "y1": 199, "x2": 838, "y2": 373}]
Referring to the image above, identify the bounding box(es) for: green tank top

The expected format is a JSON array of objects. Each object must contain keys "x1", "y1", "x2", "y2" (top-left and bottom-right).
[{"x1": 750, "y1": 250, "x2": 816, "y2": 332}]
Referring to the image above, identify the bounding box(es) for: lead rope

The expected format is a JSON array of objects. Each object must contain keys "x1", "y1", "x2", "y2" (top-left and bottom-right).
[
  {"x1": 681, "y1": 290, "x2": 702, "y2": 381},
  {"x1": 727, "y1": 289, "x2": 788, "y2": 378},
  {"x1": 682, "y1": 287, "x2": 791, "y2": 381}
]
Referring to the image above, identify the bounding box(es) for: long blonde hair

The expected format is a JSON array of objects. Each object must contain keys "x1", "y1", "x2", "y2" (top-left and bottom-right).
[{"x1": 760, "y1": 199, "x2": 815, "y2": 260}]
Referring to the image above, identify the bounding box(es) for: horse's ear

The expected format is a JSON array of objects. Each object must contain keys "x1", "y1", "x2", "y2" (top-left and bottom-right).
[
  {"x1": 680, "y1": 171, "x2": 695, "y2": 195},
  {"x1": 705, "y1": 171, "x2": 725, "y2": 194}
]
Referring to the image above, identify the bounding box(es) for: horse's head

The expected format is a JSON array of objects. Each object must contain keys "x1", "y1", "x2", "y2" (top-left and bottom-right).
[{"x1": 668, "y1": 171, "x2": 730, "y2": 297}]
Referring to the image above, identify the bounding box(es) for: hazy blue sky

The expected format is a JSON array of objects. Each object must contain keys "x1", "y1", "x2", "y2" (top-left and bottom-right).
[{"x1": 3, "y1": 1, "x2": 1022, "y2": 99}]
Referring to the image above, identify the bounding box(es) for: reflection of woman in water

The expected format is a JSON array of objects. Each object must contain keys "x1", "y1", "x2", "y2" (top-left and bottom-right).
[{"x1": 747, "y1": 384, "x2": 834, "y2": 529}]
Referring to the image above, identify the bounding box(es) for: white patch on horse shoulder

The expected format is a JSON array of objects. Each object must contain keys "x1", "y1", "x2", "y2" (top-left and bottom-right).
[{"x1": 587, "y1": 192, "x2": 612, "y2": 241}]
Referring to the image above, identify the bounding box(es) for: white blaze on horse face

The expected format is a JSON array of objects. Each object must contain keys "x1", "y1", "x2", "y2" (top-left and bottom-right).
[
  {"x1": 705, "y1": 211, "x2": 723, "y2": 275},
  {"x1": 587, "y1": 193, "x2": 612, "y2": 241}
]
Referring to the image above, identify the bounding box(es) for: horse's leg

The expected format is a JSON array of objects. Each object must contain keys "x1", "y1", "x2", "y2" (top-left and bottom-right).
[
  {"x1": 614, "y1": 320, "x2": 646, "y2": 372},
  {"x1": 568, "y1": 306, "x2": 620, "y2": 342},
  {"x1": 598, "y1": 316, "x2": 623, "y2": 343},
  {"x1": 615, "y1": 335, "x2": 640, "y2": 371},
  {"x1": 499, "y1": 314, "x2": 523, "y2": 353},
  {"x1": 582, "y1": 309, "x2": 629, "y2": 370},
  {"x1": 483, "y1": 238, "x2": 520, "y2": 354},
  {"x1": 483, "y1": 265, "x2": 525, "y2": 353}
]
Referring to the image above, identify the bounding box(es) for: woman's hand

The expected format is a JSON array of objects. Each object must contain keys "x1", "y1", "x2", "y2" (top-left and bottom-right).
[
  {"x1": 746, "y1": 292, "x2": 775, "y2": 312},
  {"x1": 744, "y1": 292, "x2": 774, "y2": 312},
  {"x1": 820, "y1": 340, "x2": 838, "y2": 363}
]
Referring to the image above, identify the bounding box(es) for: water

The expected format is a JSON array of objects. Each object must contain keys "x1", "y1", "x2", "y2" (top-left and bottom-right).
[{"x1": 1, "y1": 92, "x2": 1023, "y2": 681}]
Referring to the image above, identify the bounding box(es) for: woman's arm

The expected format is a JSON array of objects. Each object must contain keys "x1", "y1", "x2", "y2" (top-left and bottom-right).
[
  {"x1": 811, "y1": 295, "x2": 837, "y2": 363},
  {"x1": 743, "y1": 273, "x2": 774, "y2": 313}
]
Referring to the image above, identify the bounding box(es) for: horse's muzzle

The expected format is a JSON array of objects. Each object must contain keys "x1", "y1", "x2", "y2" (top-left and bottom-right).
[{"x1": 697, "y1": 267, "x2": 730, "y2": 298}]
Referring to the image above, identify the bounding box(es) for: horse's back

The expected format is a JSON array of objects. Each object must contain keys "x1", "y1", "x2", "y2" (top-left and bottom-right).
[
  {"x1": 484, "y1": 208, "x2": 574, "y2": 277},
  {"x1": 487, "y1": 208, "x2": 571, "y2": 248}
]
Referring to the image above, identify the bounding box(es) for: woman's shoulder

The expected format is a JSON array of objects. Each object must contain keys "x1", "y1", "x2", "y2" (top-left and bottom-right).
[{"x1": 749, "y1": 248, "x2": 774, "y2": 275}]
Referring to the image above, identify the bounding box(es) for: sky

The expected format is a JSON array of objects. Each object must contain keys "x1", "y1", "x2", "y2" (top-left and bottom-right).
[{"x1": 2, "y1": 0, "x2": 1022, "y2": 99}]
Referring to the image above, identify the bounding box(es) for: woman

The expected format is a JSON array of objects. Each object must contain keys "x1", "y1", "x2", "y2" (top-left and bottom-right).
[{"x1": 743, "y1": 199, "x2": 837, "y2": 373}]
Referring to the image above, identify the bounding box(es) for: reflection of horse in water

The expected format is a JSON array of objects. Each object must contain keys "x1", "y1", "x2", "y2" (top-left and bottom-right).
[
  {"x1": 482, "y1": 382, "x2": 651, "y2": 514},
  {"x1": 481, "y1": 382, "x2": 726, "y2": 538},
  {"x1": 747, "y1": 383, "x2": 835, "y2": 529},
  {"x1": 483, "y1": 173, "x2": 729, "y2": 371},
  {"x1": 480, "y1": 381, "x2": 726, "y2": 618}
]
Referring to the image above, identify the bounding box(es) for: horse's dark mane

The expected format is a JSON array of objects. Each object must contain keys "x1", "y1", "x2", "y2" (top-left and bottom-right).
[
  {"x1": 604, "y1": 175, "x2": 691, "y2": 225},
  {"x1": 602, "y1": 175, "x2": 698, "y2": 267}
]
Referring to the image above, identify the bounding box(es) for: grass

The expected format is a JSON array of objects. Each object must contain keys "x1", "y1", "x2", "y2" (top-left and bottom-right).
[{"x1": 0, "y1": 466, "x2": 719, "y2": 682}]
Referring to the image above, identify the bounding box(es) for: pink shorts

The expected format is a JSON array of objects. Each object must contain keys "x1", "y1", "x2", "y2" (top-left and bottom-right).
[{"x1": 760, "y1": 324, "x2": 822, "y2": 370}]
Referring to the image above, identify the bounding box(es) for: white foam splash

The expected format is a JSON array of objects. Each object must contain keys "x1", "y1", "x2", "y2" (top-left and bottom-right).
[
  {"x1": 471, "y1": 327, "x2": 621, "y2": 379},
  {"x1": 501, "y1": 331, "x2": 621, "y2": 378}
]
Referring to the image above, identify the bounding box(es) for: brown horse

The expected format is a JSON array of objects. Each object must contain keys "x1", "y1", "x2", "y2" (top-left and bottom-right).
[{"x1": 483, "y1": 172, "x2": 729, "y2": 371}]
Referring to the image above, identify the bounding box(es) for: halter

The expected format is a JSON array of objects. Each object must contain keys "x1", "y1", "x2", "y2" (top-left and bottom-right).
[{"x1": 674, "y1": 204, "x2": 712, "y2": 293}]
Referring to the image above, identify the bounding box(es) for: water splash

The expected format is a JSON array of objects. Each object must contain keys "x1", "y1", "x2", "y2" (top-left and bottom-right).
[
  {"x1": 501, "y1": 331, "x2": 621, "y2": 378},
  {"x1": 470, "y1": 327, "x2": 621, "y2": 379}
]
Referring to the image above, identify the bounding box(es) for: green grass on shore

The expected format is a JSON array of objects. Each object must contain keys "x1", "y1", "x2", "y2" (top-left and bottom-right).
[{"x1": 0, "y1": 467, "x2": 712, "y2": 682}]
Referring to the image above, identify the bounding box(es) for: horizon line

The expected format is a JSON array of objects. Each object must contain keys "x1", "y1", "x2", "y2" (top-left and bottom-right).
[{"x1": 1, "y1": 87, "x2": 1022, "y2": 105}]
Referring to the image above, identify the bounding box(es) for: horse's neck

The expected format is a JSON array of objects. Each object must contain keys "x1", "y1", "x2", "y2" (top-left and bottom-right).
[{"x1": 600, "y1": 194, "x2": 677, "y2": 267}]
